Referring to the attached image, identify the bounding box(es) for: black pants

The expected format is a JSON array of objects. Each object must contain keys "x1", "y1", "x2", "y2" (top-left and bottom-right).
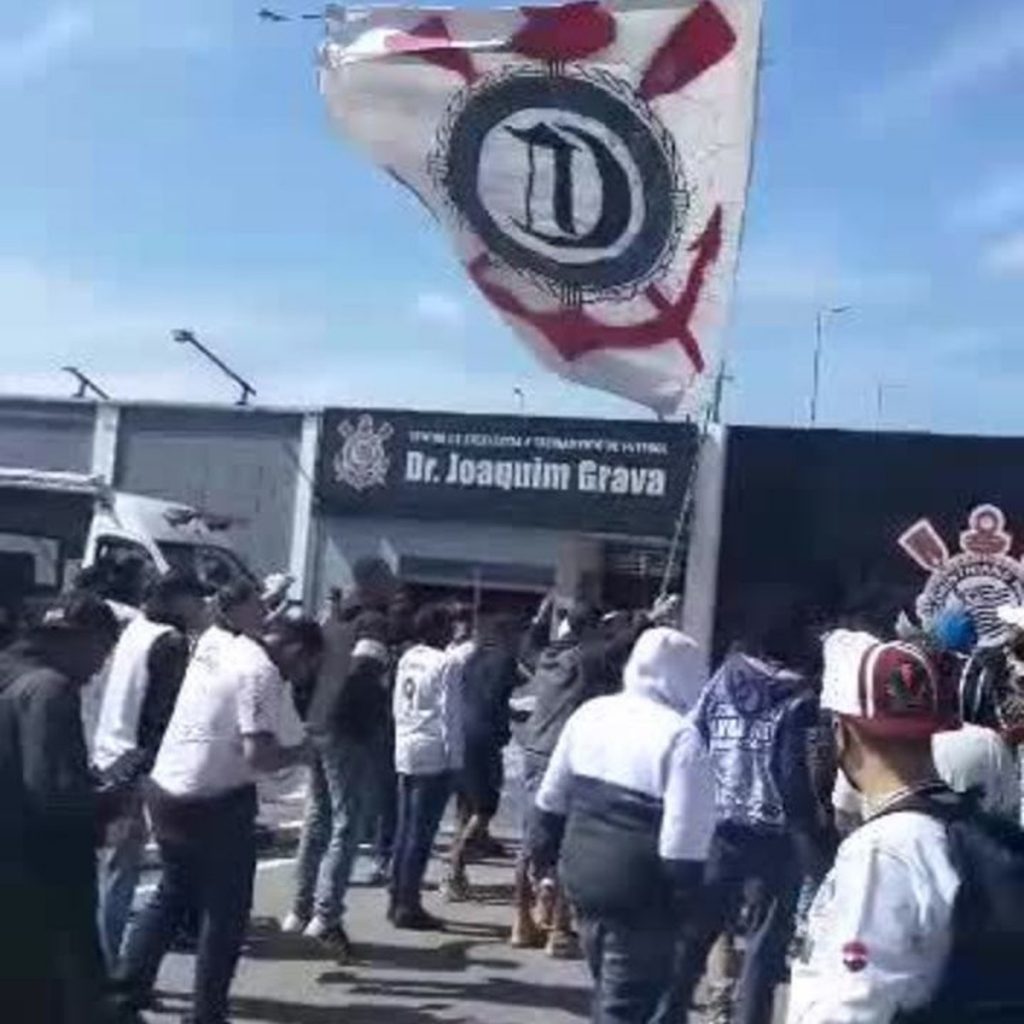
[
  {"x1": 391, "y1": 772, "x2": 451, "y2": 912},
  {"x1": 580, "y1": 915, "x2": 681, "y2": 1024},
  {"x1": 115, "y1": 785, "x2": 257, "y2": 1024},
  {"x1": 674, "y1": 825, "x2": 801, "y2": 1024},
  {"x1": 1, "y1": 864, "x2": 107, "y2": 1024}
]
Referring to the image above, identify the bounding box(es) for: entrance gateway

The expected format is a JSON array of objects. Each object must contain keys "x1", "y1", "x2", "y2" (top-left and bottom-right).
[{"x1": 315, "y1": 406, "x2": 699, "y2": 620}]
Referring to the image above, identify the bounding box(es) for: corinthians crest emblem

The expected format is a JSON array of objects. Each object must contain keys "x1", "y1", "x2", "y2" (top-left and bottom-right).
[
  {"x1": 899, "y1": 504, "x2": 1024, "y2": 646},
  {"x1": 333, "y1": 414, "x2": 393, "y2": 492}
]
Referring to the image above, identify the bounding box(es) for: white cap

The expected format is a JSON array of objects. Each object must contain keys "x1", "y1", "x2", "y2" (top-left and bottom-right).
[{"x1": 821, "y1": 629, "x2": 952, "y2": 738}]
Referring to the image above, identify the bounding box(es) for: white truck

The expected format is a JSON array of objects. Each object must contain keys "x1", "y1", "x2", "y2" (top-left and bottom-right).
[{"x1": 0, "y1": 467, "x2": 255, "y2": 627}]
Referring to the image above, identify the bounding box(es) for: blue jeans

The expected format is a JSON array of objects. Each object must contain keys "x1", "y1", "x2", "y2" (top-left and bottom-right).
[
  {"x1": 98, "y1": 796, "x2": 147, "y2": 969},
  {"x1": 369, "y1": 731, "x2": 397, "y2": 870},
  {"x1": 115, "y1": 785, "x2": 257, "y2": 1024},
  {"x1": 391, "y1": 772, "x2": 452, "y2": 913},
  {"x1": 580, "y1": 916, "x2": 681, "y2": 1024},
  {"x1": 293, "y1": 739, "x2": 374, "y2": 923}
]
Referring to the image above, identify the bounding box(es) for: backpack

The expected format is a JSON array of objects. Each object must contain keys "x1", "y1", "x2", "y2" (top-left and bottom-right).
[{"x1": 882, "y1": 788, "x2": 1024, "y2": 1023}]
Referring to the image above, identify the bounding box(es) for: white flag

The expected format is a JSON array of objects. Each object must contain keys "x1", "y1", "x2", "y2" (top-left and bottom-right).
[{"x1": 320, "y1": 0, "x2": 763, "y2": 414}]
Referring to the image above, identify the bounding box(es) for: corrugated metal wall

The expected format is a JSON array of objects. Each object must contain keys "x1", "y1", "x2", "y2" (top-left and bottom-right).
[
  {"x1": 115, "y1": 406, "x2": 302, "y2": 577},
  {"x1": 0, "y1": 399, "x2": 95, "y2": 473}
]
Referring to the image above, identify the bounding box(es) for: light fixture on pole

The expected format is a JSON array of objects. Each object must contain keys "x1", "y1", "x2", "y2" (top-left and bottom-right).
[
  {"x1": 513, "y1": 387, "x2": 526, "y2": 415},
  {"x1": 63, "y1": 366, "x2": 111, "y2": 401},
  {"x1": 809, "y1": 305, "x2": 851, "y2": 426},
  {"x1": 172, "y1": 329, "x2": 257, "y2": 407},
  {"x1": 258, "y1": 8, "x2": 322, "y2": 22}
]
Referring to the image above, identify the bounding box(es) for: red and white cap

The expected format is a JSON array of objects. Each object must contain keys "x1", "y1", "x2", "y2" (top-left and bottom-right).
[{"x1": 822, "y1": 630, "x2": 956, "y2": 738}]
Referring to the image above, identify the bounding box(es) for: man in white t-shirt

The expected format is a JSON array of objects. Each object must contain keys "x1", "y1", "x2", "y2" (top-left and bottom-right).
[
  {"x1": 113, "y1": 582, "x2": 319, "y2": 1024},
  {"x1": 788, "y1": 630, "x2": 962, "y2": 1024},
  {"x1": 390, "y1": 604, "x2": 464, "y2": 931}
]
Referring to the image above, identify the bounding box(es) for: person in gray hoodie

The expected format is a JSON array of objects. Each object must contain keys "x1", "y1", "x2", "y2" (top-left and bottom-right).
[{"x1": 528, "y1": 627, "x2": 715, "y2": 1024}]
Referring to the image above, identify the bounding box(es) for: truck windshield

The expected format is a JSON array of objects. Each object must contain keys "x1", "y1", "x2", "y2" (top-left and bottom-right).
[{"x1": 158, "y1": 543, "x2": 255, "y2": 591}]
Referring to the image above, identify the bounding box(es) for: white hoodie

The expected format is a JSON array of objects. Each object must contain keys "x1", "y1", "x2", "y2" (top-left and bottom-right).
[{"x1": 537, "y1": 627, "x2": 716, "y2": 865}]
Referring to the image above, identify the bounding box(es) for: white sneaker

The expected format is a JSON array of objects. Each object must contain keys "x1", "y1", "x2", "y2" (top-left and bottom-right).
[
  {"x1": 281, "y1": 912, "x2": 309, "y2": 935},
  {"x1": 303, "y1": 916, "x2": 330, "y2": 940}
]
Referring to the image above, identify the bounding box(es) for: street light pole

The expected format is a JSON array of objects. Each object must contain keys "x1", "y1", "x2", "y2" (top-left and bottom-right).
[
  {"x1": 809, "y1": 305, "x2": 851, "y2": 427},
  {"x1": 63, "y1": 366, "x2": 111, "y2": 401},
  {"x1": 172, "y1": 329, "x2": 257, "y2": 406}
]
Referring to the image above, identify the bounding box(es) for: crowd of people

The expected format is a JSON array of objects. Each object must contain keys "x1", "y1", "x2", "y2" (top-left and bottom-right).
[{"x1": 4, "y1": 551, "x2": 1024, "y2": 1024}]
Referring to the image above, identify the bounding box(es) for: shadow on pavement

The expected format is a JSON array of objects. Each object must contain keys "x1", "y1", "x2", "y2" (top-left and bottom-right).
[
  {"x1": 229, "y1": 995, "x2": 468, "y2": 1023},
  {"x1": 243, "y1": 919, "x2": 337, "y2": 964},
  {"x1": 317, "y1": 938, "x2": 518, "y2": 977},
  {"x1": 463, "y1": 883, "x2": 516, "y2": 906},
  {"x1": 338, "y1": 976, "x2": 591, "y2": 1017},
  {"x1": 440, "y1": 920, "x2": 511, "y2": 941}
]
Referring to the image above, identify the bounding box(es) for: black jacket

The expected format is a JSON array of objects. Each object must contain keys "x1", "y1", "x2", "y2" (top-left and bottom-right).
[
  {"x1": 523, "y1": 619, "x2": 649, "y2": 759},
  {"x1": 0, "y1": 639, "x2": 98, "y2": 885},
  {"x1": 332, "y1": 654, "x2": 391, "y2": 743},
  {"x1": 306, "y1": 602, "x2": 367, "y2": 739},
  {"x1": 461, "y1": 642, "x2": 519, "y2": 749},
  {"x1": 136, "y1": 628, "x2": 191, "y2": 771}
]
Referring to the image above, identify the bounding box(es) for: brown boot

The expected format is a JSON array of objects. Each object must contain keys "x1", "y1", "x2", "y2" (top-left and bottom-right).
[
  {"x1": 510, "y1": 910, "x2": 546, "y2": 948},
  {"x1": 545, "y1": 927, "x2": 580, "y2": 960}
]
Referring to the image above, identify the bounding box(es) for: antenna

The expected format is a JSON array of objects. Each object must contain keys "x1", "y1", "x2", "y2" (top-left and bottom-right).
[
  {"x1": 172, "y1": 329, "x2": 257, "y2": 407},
  {"x1": 63, "y1": 366, "x2": 111, "y2": 401}
]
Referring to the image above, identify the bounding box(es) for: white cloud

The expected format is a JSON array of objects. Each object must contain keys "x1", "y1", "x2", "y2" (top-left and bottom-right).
[
  {"x1": 0, "y1": 258, "x2": 639, "y2": 417},
  {"x1": 0, "y1": 258, "x2": 331, "y2": 404},
  {"x1": 0, "y1": 8, "x2": 92, "y2": 83},
  {"x1": 412, "y1": 290, "x2": 467, "y2": 331},
  {"x1": 983, "y1": 232, "x2": 1024, "y2": 276},
  {"x1": 0, "y1": 2, "x2": 226, "y2": 84},
  {"x1": 858, "y1": 4, "x2": 1024, "y2": 129},
  {"x1": 951, "y1": 169, "x2": 1024, "y2": 229}
]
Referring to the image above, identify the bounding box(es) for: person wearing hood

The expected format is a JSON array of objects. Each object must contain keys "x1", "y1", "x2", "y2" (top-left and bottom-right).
[
  {"x1": 674, "y1": 611, "x2": 834, "y2": 1024},
  {"x1": 512, "y1": 593, "x2": 680, "y2": 953},
  {"x1": 527, "y1": 627, "x2": 715, "y2": 1024}
]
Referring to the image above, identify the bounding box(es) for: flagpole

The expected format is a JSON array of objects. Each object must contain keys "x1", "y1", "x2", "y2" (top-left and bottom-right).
[{"x1": 657, "y1": 364, "x2": 729, "y2": 600}]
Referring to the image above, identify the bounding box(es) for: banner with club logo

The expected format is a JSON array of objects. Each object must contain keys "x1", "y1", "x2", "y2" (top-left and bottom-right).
[{"x1": 320, "y1": 0, "x2": 763, "y2": 414}]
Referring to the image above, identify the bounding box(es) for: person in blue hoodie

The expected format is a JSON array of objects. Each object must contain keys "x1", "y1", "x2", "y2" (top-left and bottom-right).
[
  {"x1": 528, "y1": 627, "x2": 715, "y2": 1024},
  {"x1": 673, "y1": 612, "x2": 835, "y2": 1024}
]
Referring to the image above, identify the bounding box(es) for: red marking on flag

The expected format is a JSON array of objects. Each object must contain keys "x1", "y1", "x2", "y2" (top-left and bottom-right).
[
  {"x1": 842, "y1": 941, "x2": 869, "y2": 973},
  {"x1": 639, "y1": 1, "x2": 737, "y2": 101},
  {"x1": 467, "y1": 205, "x2": 723, "y2": 371},
  {"x1": 510, "y1": 2, "x2": 616, "y2": 62},
  {"x1": 385, "y1": 16, "x2": 479, "y2": 84}
]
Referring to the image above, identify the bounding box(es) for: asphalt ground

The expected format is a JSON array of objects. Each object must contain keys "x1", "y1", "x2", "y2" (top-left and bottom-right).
[{"x1": 136, "y1": 746, "x2": 789, "y2": 1023}]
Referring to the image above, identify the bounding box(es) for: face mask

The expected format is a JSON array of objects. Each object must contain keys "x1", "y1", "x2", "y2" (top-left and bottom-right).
[{"x1": 555, "y1": 618, "x2": 572, "y2": 641}]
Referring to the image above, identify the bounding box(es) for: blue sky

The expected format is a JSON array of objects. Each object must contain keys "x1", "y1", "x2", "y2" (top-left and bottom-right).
[{"x1": 0, "y1": 0, "x2": 1022, "y2": 432}]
